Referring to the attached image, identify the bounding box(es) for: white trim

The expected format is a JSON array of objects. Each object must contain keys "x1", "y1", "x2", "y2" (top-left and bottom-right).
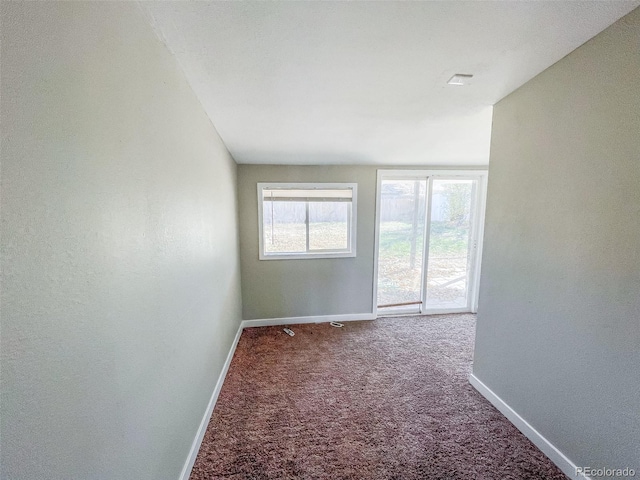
[
  {"x1": 420, "y1": 176, "x2": 433, "y2": 314},
  {"x1": 470, "y1": 174, "x2": 488, "y2": 313},
  {"x1": 468, "y1": 374, "x2": 588, "y2": 480},
  {"x1": 241, "y1": 312, "x2": 376, "y2": 328},
  {"x1": 464, "y1": 179, "x2": 478, "y2": 311},
  {"x1": 179, "y1": 324, "x2": 244, "y2": 480},
  {"x1": 257, "y1": 182, "x2": 358, "y2": 260},
  {"x1": 371, "y1": 171, "x2": 383, "y2": 317},
  {"x1": 255, "y1": 251, "x2": 356, "y2": 261}
]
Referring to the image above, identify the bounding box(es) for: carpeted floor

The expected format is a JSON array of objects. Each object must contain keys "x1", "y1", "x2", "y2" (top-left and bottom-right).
[{"x1": 190, "y1": 314, "x2": 567, "y2": 479}]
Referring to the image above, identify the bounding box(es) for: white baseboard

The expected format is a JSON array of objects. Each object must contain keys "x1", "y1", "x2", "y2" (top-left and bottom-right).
[
  {"x1": 468, "y1": 373, "x2": 587, "y2": 480},
  {"x1": 241, "y1": 312, "x2": 376, "y2": 328},
  {"x1": 179, "y1": 323, "x2": 244, "y2": 480}
]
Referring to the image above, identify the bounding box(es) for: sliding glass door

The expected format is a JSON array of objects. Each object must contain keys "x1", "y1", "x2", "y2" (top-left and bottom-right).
[
  {"x1": 376, "y1": 179, "x2": 427, "y2": 312},
  {"x1": 374, "y1": 171, "x2": 486, "y2": 316},
  {"x1": 424, "y1": 178, "x2": 476, "y2": 309}
]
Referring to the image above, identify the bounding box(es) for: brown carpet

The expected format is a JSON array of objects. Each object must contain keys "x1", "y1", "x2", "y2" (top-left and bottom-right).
[{"x1": 190, "y1": 314, "x2": 567, "y2": 479}]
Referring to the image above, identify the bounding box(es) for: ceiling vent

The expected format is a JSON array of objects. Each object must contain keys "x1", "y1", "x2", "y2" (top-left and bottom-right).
[{"x1": 447, "y1": 74, "x2": 473, "y2": 86}]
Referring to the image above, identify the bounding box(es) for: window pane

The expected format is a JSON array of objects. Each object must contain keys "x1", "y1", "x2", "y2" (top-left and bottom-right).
[
  {"x1": 425, "y1": 179, "x2": 474, "y2": 308},
  {"x1": 259, "y1": 183, "x2": 357, "y2": 259},
  {"x1": 308, "y1": 201, "x2": 349, "y2": 251},
  {"x1": 263, "y1": 201, "x2": 306, "y2": 253},
  {"x1": 377, "y1": 179, "x2": 427, "y2": 309}
]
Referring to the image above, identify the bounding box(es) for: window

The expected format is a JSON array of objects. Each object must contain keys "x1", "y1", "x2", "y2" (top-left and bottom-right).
[{"x1": 258, "y1": 183, "x2": 357, "y2": 260}]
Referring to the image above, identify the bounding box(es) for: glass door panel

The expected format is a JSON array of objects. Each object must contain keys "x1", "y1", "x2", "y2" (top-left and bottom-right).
[
  {"x1": 425, "y1": 179, "x2": 476, "y2": 309},
  {"x1": 377, "y1": 179, "x2": 427, "y2": 313}
]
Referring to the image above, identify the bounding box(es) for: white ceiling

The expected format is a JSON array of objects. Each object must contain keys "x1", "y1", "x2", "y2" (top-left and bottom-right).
[{"x1": 142, "y1": 1, "x2": 639, "y2": 166}]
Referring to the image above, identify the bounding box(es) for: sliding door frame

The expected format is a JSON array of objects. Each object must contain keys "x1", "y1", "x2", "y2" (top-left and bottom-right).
[{"x1": 372, "y1": 169, "x2": 488, "y2": 318}]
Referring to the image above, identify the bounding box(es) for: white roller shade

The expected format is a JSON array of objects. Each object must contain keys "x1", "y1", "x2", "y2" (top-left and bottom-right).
[{"x1": 263, "y1": 188, "x2": 353, "y2": 202}]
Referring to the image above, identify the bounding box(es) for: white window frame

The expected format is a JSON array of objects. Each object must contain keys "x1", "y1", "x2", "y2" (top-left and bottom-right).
[{"x1": 257, "y1": 182, "x2": 358, "y2": 260}]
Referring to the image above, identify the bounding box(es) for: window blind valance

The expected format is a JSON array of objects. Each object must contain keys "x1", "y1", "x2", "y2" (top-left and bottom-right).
[{"x1": 262, "y1": 188, "x2": 353, "y2": 202}]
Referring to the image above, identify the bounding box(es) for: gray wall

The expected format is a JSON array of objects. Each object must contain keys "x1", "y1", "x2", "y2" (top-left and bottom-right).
[
  {"x1": 238, "y1": 165, "x2": 377, "y2": 319},
  {"x1": 473, "y1": 7, "x2": 639, "y2": 475},
  {"x1": 238, "y1": 164, "x2": 486, "y2": 319},
  {"x1": 1, "y1": 3, "x2": 242, "y2": 480}
]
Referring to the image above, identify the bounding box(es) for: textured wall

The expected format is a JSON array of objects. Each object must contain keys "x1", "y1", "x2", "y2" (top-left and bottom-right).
[
  {"x1": 1, "y1": 3, "x2": 242, "y2": 479},
  {"x1": 473, "y1": 7, "x2": 640, "y2": 475}
]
